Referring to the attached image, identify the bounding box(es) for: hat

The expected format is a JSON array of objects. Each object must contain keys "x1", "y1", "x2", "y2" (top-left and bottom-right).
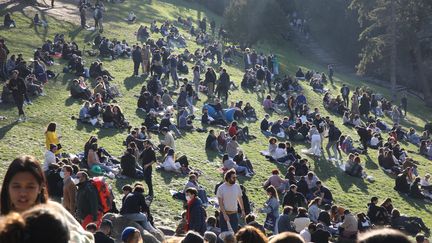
[
  {"x1": 121, "y1": 227, "x2": 138, "y2": 241},
  {"x1": 90, "y1": 165, "x2": 103, "y2": 175},
  {"x1": 100, "y1": 219, "x2": 113, "y2": 229}
]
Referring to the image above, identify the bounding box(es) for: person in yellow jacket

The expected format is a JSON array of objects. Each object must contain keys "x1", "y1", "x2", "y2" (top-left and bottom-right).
[{"x1": 45, "y1": 122, "x2": 61, "y2": 154}]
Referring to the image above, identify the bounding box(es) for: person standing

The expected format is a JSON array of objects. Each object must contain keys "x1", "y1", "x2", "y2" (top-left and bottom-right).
[
  {"x1": 61, "y1": 165, "x2": 77, "y2": 216},
  {"x1": 340, "y1": 84, "x2": 350, "y2": 107},
  {"x1": 7, "y1": 70, "x2": 27, "y2": 121},
  {"x1": 132, "y1": 45, "x2": 142, "y2": 77},
  {"x1": 193, "y1": 65, "x2": 200, "y2": 99},
  {"x1": 141, "y1": 45, "x2": 151, "y2": 75},
  {"x1": 0, "y1": 41, "x2": 8, "y2": 80},
  {"x1": 140, "y1": 140, "x2": 157, "y2": 198},
  {"x1": 401, "y1": 93, "x2": 408, "y2": 117},
  {"x1": 51, "y1": 0, "x2": 55, "y2": 8},
  {"x1": 204, "y1": 67, "x2": 216, "y2": 98},
  {"x1": 328, "y1": 64, "x2": 334, "y2": 84},
  {"x1": 79, "y1": 5, "x2": 87, "y2": 29},
  {"x1": 216, "y1": 169, "x2": 245, "y2": 233},
  {"x1": 325, "y1": 120, "x2": 342, "y2": 161},
  {"x1": 76, "y1": 171, "x2": 102, "y2": 228}
]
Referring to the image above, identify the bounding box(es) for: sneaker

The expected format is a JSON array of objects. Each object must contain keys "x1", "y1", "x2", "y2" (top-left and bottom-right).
[
  {"x1": 17, "y1": 117, "x2": 23, "y2": 122},
  {"x1": 245, "y1": 173, "x2": 252, "y2": 178},
  {"x1": 40, "y1": 92, "x2": 47, "y2": 96},
  {"x1": 27, "y1": 101, "x2": 33, "y2": 105}
]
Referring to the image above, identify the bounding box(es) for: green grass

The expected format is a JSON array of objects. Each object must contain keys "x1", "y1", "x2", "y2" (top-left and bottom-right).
[{"x1": 0, "y1": 0, "x2": 431, "y2": 229}]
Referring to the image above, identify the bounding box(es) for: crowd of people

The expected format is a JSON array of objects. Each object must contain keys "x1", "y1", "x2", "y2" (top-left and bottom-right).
[{"x1": 1, "y1": 1, "x2": 431, "y2": 243}]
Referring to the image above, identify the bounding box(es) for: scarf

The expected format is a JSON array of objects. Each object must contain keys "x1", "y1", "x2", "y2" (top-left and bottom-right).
[{"x1": 184, "y1": 197, "x2": 196, "y2": 232}]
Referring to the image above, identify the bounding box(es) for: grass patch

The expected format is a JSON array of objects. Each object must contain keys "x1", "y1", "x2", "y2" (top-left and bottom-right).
[{"x1": 0, "y1": 0, "x2": 431, "y2": 229}]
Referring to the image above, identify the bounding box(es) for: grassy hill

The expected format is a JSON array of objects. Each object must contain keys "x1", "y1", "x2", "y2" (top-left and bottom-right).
[{"x1": 0, "y1": 0, "x2": 431, "y2": 229}]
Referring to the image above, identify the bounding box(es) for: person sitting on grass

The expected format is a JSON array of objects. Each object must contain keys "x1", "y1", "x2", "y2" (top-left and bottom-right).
[
  {"x1": 4, "y1": 12, "x2": 16, "y2": 28},
  {"x1": 228, "y1": 121, "x2": 250, "y2": 141},
  {"x1": 263, "y1": 169, "x2": 289, "y2": 193},
  {"x1": 222, "y1": 154, "x2": 253, "y2": 177},
  {"x1": 184, "y1": 173, "x2": 210, "y2": 206},
  {"x1": 205, "y1": 129, "x2": 220, "y2": 152},
  {"x1": 120, "y1": 148, "x2": 144, "y2": 179},
  {"x1": 161, "y1": 148, "x2": 181, "y2": 173}
]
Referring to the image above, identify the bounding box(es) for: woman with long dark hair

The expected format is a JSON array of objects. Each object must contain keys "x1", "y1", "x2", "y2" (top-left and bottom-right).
[{"x1": 0, "y1": 156, "x2": 93, "y2": 242}]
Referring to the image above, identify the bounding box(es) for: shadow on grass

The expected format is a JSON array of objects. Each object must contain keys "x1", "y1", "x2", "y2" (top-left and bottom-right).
[
  {"x1": 364, "y1": 154, "x2": 379, "y2": 170},
  {"x1": 398, "y1": 192, "x2": 432, "y2": 214},
  {"x1": 97, "y1": 127, "x2": 126, "y2": 139},
  {"x1": 124, "y1": 76, "x2": 144, "y2": 90},
  {"x1": 313, "y1": 157, "x2": 369, "y2": 193},
  {"x1": 0, "y1": 121, "x2": 18, "y2": 140},
  {"x1": 65, "y1": 96, "x2": 80, "y2": 106}
]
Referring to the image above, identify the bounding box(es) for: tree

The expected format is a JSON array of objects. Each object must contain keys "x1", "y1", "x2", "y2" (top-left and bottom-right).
[{"x1": 350, "y1": 0, "x2": 432, "y2": 106}]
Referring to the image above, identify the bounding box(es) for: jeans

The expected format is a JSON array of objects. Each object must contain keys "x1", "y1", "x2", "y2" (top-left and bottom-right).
[
  {"x1": 12, "y1": 93, "x2": 25, "y2": 116},
  {"x1": 220, "y1": 212, "x2": 239, "y2": 232},
  {"x1": 169, "y1": 124, "x2": 182, "y2": 137},
  {"x1": 123, "y1": 213, "x2": 156, "y2": 232},
  {"x1": 143, "y1": 167, "x2": 153, "y2": 196},
  {"x1": 133, "y1": 61, "x2": 140, "y2": 76},
  {"x1": 236, "y1": 165, "x2": 250, "y2": 174},
  {"x1": 198, "y1": 189, "x2": 209, "y2": 204},
  {"x1": 326, "y1": 140, "x2": 341, "y2": 159}
]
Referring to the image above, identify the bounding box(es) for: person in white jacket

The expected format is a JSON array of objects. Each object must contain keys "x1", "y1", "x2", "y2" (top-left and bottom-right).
[
  {"x1": 43, "y1": 144, "x2": 57, "y2": 171},
  {"x1": 162, "y1": 148, "x2": 181, "y2": 173}
]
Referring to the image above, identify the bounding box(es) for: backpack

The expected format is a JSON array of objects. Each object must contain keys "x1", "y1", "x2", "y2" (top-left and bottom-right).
[{"x1": 90, "y1": 177, "x2": 112, "y2": 213}]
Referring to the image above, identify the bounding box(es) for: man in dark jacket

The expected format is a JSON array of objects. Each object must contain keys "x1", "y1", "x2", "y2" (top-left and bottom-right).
[
  {"x1": 356, "y1": 125, "x2": 371, "y2": 154},
  {"x1": 132, "y1": 46, "x2": 142, "y2": 77},
  {"x1": 326, "y1": 121, "x2": 342, "y2": 161},
  {"x1": 120, "y1": 148, "x2": 143, "y2": 179},
  {"x1": 140, "y1": 140, "x2": 157, "y2": 197},
  {"x1": 217, "y1": 69, "x2": 230, "y2": 102},
  {"x1": 94, "y1": 219, "x2": 115, "y2": 243},
  {"x1": 7, "y1": 70, "x2": 27, "y2": 121},
  {"x1": 366, "y1": 197, "x2": 387, "y2": 225},
  {"x1": 185, "y1": 188, "x2": 207, "y2": 235},
  {"x1": 282, "y1": 184, "x2": 306, "y2": 208},
  {"x1": 120, "y1": 184, "x2": 155, "y2": 232},
  {"x1": 76, "y1": 171, "x2": 100, "y2": 228},
  {"x1": 204, "y1": 67, "x2": 217, "y2": 97}
]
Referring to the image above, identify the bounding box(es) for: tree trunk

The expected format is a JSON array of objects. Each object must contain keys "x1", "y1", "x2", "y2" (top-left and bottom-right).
[
  {"x1": 389, "y1": 0, "x2": 397, "y2": 102},
  {"x1": 413, "y1": 38, "x2": 432, "y2": 107}
]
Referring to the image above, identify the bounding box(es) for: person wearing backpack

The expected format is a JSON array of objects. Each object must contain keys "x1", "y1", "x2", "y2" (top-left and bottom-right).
[
  {"x1": 76, "y1": 171, "x2": 102, "y2": 228},
  {"x1": 326, "y1": 120, "x2": 342, "y2": 161}
]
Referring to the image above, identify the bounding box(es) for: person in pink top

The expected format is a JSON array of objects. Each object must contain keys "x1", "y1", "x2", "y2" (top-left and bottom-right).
[{"x1": 263, "y1": 169, "x2": 289, "y2": 193}]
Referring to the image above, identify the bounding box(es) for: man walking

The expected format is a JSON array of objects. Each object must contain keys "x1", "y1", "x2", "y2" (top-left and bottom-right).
[
  {"x1": 217, "y1": 169, "x2": 245, "y2": 233},
  {"x1": 7, "y1": 70, "x2": 27, "y2": 121},
  {"x1": 140, "y1": 140, "x2": 157, "y2": 198}
]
